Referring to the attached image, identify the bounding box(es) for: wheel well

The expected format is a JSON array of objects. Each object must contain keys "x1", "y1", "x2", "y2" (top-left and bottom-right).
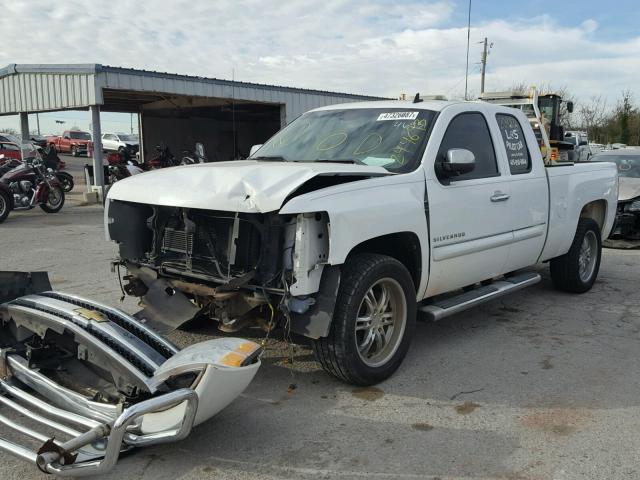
[
  {"x1": 347, "y1": 232, "x2": 422, "y2": 292},
  {"x1": 580, "y1": 200, "x2": 606, "y2": 233}
]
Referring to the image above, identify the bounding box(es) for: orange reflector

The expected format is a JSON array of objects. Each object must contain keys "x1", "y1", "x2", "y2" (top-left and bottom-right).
[{"x1": 220, "y1": 352, "x2": 246, "y2": 367}]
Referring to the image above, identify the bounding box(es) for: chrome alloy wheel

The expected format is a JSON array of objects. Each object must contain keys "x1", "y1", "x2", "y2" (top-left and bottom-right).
[
  {"x1": 355, "y1": 277, "x2": 407, "y2": 368},
  {"x1": 578, "y1": 230, "x2": 598, "y2": 282}
]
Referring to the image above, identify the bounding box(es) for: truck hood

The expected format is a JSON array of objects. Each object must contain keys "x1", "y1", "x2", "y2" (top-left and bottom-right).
[
  {"x1": 619, "y1": 177, "x2": 640, "y2": 202},
  {"x1": 107, "y1": 160, "x2": 390, "y2": 213}
]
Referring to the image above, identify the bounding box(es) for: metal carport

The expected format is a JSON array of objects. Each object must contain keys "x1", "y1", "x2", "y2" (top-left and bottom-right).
[{"x1": 0, "y1": 64, "x2": 383, "y2": 196}]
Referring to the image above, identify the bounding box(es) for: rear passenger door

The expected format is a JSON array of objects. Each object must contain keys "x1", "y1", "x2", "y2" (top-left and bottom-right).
[
  {"x1": 424, "y1": 105, "x2": 514, "y2": 297},
  {"x1": 494, "y1": 112, "x2": 549, "y2": 272}
]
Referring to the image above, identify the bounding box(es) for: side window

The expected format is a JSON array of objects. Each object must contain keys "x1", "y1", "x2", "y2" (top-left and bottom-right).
[
  {"x1": 436, "y1": 112, "x2": 498, "y2": 181},
  {"x1": 496, "y1": 114, "x2": 531, "y2": 174}
]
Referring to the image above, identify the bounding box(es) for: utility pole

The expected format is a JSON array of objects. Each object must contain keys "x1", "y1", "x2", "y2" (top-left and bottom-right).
[
  {"x1": 479, "y1": 37, "x2": 492, "y2": 94},
  {"x1": 464, "y1": 0, "x2": 472, "y2": 100}
]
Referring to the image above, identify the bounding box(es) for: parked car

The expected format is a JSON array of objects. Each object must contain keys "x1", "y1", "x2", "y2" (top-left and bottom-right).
[
  {"x1": 590, "y1": 148, "x2": 640, "y2": 239},
  {"x1": 0, "y1": 133, "x2": 21, "y2": 145},
  {"x1": 46, "y1": 130, "x2": 93, "y2": 156},
  {"x1": 564, "y1": 130, "x2": 591, "y2": 162},
  {"x1": 28, "y1": 134, "x2": 48, "y2": 148},
  {"x1": 102, "y1": 133, "x2": 139, "y2": 156},
  {"x1": 106, "y1": 100, "x2": 617, "y2": 386},
  {"x1": 0, "y1": 141, "x2": 22, "y2": 160}
]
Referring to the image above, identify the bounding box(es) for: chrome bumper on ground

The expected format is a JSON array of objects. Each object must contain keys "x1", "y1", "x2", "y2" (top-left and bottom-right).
[{"x1": 0, "y1": 373, "x2": 197, "y2": 476}]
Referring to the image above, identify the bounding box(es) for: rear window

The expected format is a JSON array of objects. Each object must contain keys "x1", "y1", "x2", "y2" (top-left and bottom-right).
[
  {"x1": 69, "y1": 131, "x2": 91, "y2": 140},
  {"x1": 496, "y1": 114, "x2": 531, "y2": 174}
]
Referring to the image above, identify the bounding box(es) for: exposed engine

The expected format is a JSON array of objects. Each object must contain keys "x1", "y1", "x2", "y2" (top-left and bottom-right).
[
  {"x1": 106, "y1": 200, "x2": 330, "y2": 333},
  {"x1": 9, "y1": 180, "x2": 33, "y2": 207}
]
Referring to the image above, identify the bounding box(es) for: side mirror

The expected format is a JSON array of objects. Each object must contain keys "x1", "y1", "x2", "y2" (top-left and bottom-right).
[
  {"x1": 63, "y1": 135, "x2": 70, "y2": 139},
  {"x1": 439, "y1": 148, "x2": 475, "y2": 177},
  {"x1": 249, "y1": 144, "x2": 263, "y2": 157},
  {"x1": 566, "y1": 101, "x2": 574, "y2": 113}
]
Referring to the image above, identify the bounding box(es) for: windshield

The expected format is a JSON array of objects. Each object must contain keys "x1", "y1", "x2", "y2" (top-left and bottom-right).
[
  {"x1": 592, "y1": 154, "x2": 640, "y2": 178},
  {"x1": 252, "y1": 108, "x2": 437, "y2": 172},
  {"x1": 70, "y1": 131, "x2": 91, "y2": 140},
  {"x1": 118, "y1": 134, "x2": 137, "y2": 142}
]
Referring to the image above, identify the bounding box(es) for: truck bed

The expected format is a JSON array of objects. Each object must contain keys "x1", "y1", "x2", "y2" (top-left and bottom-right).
[{"x1": 540, "y1": 161, "x2": 618, "y2": 261}]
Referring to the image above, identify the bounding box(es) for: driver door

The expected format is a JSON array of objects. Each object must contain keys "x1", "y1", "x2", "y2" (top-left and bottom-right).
[{"x1": 424, "y1": 105, "x2": 514, "y2": 297}]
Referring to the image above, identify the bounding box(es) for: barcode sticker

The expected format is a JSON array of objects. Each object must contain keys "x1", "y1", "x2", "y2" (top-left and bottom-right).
[{"x1": 377, "y1": 111, "x2": 419, "y2": 121}]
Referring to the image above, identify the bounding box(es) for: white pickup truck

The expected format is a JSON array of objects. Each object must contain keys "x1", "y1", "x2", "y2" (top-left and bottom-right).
[{"x1": 106, "y1": 100, "x2": 618, "y2": 386}]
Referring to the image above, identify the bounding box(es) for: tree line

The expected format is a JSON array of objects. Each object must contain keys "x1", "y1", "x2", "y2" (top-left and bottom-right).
[{"x1": 576, "y1": 90, "x2": 639, "y2": 146}]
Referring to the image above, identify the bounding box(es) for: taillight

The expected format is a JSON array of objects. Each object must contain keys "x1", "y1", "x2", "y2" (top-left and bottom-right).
[{"x1": 550, "y1": 148, "x2": 558, "y2": 161}]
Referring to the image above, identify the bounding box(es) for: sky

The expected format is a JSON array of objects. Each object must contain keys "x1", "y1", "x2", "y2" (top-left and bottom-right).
[{"x1": 1, "y1": 0, "x2": 639, "y2": 134}]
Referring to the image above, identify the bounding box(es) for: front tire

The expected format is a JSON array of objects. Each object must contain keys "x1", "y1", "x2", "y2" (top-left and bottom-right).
[
  {"x1": 0, "y1": 190, "x2": 11, "y2": 223},
  {"x1": 550, "y1": 218, "x2": 601, "y2": 293},
  {"x1": 71, "y1": 146, "x2": 78, "y2": 157},
  {"x1": 40, "y1": 186, "x2": 65, "y2": 213},
  {"x1": 312, "y1": 253, "x2": 416, "y2": 386}
]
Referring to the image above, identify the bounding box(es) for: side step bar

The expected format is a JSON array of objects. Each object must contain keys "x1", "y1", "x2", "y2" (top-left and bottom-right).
[{"x1": 419, "y1": 271, "x2": 541, "y2": 321}]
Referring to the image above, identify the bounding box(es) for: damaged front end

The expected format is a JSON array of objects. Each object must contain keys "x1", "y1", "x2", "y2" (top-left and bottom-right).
[
  {"x1": 0, "y1": 271, "x2": 261, "y2": 476},
  {"x1": 106, "y1": 199, "x2": 338, "y2": 338},
  {"x1": 610, "y1": 197, "x2": 640, "y2": 241}
]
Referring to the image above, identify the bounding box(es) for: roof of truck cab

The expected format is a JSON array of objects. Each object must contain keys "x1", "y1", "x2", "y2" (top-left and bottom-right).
[
  {"x1": 308, "y1": 99, "x2": 524, "y2": 114},
  {"x1": 311, "y1": 99, "x2": 462, "y2": 113}
]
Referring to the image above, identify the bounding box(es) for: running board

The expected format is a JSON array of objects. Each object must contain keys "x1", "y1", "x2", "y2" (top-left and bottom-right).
[{"x1": 419, "y1": 271, "x2": 541, "y2": 321}]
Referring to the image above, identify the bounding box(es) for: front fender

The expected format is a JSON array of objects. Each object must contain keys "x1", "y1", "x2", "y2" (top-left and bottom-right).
[{"x1": 280, "y1": 176, "x2": 429, "y2": 294}]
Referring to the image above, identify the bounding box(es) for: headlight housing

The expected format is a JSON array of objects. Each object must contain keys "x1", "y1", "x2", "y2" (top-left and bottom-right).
[{"x1": 625, "y1": 199, "x2": 640, "y2": 213}]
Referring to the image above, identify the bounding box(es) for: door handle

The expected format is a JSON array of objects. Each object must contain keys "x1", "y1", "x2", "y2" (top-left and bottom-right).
[{"x1": 490, "y1": 192, "x2": 510, "y2": 202}]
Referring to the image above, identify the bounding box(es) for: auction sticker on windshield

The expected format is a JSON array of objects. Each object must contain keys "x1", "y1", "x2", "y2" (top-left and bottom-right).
[{"x1": 377, "y1": 112, "x2": 419, "y2": 121}]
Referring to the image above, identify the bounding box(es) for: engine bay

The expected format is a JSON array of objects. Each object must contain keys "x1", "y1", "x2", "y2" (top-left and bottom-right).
[{"x1": 106, "y1": 200, "x2": 330, "y2": 333}]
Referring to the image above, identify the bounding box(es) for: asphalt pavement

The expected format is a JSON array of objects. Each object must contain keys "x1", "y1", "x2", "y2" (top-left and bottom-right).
[{"x1": 1, "y1": 155, "x2": 639, "y2": 479}]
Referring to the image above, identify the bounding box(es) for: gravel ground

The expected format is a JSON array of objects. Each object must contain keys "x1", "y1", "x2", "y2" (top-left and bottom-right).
[{"x1": 1, "y1": 155, "x2": 640, "y2": 479}]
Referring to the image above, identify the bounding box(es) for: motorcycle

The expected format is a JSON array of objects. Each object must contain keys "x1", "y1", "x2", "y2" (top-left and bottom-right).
[
  {"x1": 0, "y1": 155, "x2": 65, "y2": 224},
  {"x1": 0, "y1": 146, "x2": 73, "y2": 193},
  {"x1": 181, "y1": 142, "x2": 209, "y2": 165},
  {"x1": 106, "y1": 149, "x2": 144, "y2": 184},
  {"x1": 42, "y1": 145, "x2": 74, "y2": 193},
  {"x1": 147, "y1": 143, "x2": 177, "y2": 169}
]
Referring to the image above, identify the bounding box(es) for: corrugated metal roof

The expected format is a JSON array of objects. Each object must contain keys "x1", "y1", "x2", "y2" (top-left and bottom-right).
[{"x1": 0, "y1": 64, "x2": 385, "y2": 119}]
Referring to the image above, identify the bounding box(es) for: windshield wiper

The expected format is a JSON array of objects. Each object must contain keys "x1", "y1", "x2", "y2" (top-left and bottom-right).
[
  {"x1": 310, "y1": 158, "x2": 366, "y2": 165},
  {"x1": 253, "y1": 155, "x2": 288, "y2": 162}
]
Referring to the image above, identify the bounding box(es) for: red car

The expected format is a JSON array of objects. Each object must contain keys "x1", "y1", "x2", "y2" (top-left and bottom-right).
[{"x1": 0, "y1": 141, "x2": 21, "y2": 160}]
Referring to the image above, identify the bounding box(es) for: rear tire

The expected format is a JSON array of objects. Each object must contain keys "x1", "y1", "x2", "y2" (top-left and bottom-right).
[
  {"x1": 0, "y1": 190, "x2": 11, "y2": 224},
  {"x1": 40, "y1": 186, "x2": 65, "y2": 213},
  {"x1": 312, "y1": 253, "x2": 416, "y2": 386},
  {"x1": 550, "y1": 218, "x2": 601, "y2": 293}
]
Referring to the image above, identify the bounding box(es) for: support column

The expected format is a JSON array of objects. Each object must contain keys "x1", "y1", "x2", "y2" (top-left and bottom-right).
[
  {"x1": 19, "y1": 113, "x2": 29, "y2": 144},
  {"x1": 90, "y1": 105, "x2": 105, "y2": 200},
  {"x1": 137, "y1": 112, "x2": 145, "y2": 165}
]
